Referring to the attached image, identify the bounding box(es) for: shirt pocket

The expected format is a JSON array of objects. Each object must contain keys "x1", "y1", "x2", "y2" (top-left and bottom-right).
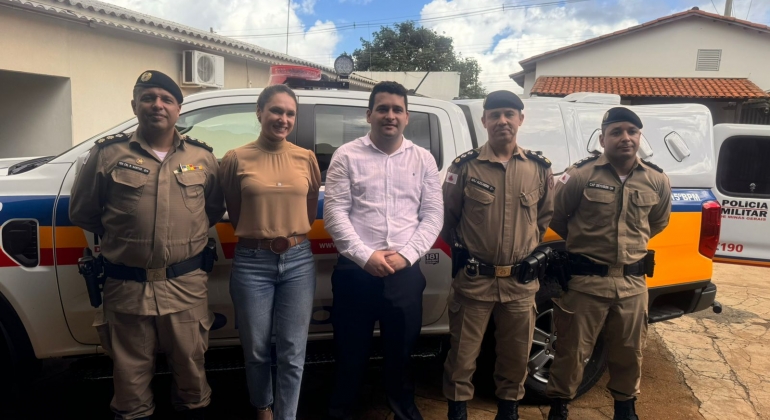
[
  {"x1": 520, "y1": 188, "x2": 541, "y2": 225},
  {"x1": 629, "y1": 190, "x2": 660, "y2": 222},
  {"x1": 109, "y1": 168, "x2": 148, "y2": 214},
  {"x1": 581, "y1": 188, "x2": 615, "y2": 227},
  {"x1": 464, "y1": 186, "x2": 494, "y2": 225},
  {"x1": 175, "y1": 171, "x2": 206, "y2": 213}
]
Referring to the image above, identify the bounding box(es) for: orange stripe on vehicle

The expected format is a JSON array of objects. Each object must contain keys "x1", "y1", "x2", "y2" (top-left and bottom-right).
[
  {"x1": 39, "y1": 226, "x2": 54, "y2": 248},
  {"x1": 54, "y1": 227, "x2": 89, "y2": 248},
  {"x1": 542, "y1": 228, "x2": 561, "y2": 243},
  {"x1": 215, "y1": 223, "x2": 237, "y2": 243},
  {"x1": 646, "y1": 212, "x2": 711, "y2": 288},
  {"x1": 308, "y1": 220, "x2": 331, "y2": 240}
]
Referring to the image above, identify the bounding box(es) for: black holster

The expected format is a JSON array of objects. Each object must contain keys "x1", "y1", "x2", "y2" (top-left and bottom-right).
[
  {"x1": 519, "y1": 247, "x2": 553, "y2": 284},
  {"x1": 78, "y1": 248, "x2": 105, "y2": 308},
  {"x1": 644, "y1": 250, "x2": 655, "y2": 278},
  {"x1": 451, "y1": 247, "x2": 470, "y2": 278},
  {"x1": 202, "y1": 238, "x2": 218, "y2": 273},
  {"x1": 545, "y1": 250, "x2": 572, "y2": 291}
]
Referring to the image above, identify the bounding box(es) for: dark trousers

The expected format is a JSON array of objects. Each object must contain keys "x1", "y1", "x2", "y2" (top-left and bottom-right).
[{"x1": 328, "y1": 256, "x2": 426, "y2": 420}]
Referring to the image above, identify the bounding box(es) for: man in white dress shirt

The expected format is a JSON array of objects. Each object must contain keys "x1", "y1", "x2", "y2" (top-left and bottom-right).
[{"x1": 324, "y1": 81, "x2": 444, "y2": 420}]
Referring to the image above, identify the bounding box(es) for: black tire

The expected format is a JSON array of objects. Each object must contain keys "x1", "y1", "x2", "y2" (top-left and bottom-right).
[
  {"x1": 523, "y1": 276, "x2": 608, "y2": 404},
  {"x1": 0, "y1": 294, "x2": 41, "y2": 404}
]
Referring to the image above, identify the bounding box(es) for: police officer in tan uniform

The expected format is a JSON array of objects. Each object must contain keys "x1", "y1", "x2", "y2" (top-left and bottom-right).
[
  {"x1": 545, "y1": 108, "x2": 672, "y2": 420},
  {"x1": 70, "y1": 70, "x2": 225, "y2": 420},
  {"x1": 442, "y1": 91, "x2": 554, "y2": 420}
]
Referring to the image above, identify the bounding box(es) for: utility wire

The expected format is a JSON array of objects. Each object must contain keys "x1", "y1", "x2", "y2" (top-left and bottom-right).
[
  {"x1": 222, "y1": 0, "x2": 589, "y2": 39},
  {"x1": 217, "y1": 0, "x2": 586, "y2": 34}
]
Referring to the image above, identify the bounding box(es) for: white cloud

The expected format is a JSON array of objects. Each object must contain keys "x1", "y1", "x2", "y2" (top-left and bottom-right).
[
  {"x1": 339, "y1": 0, "x2": 374, "y2": 4},
  {"x1": 100, "y1": 0, "x2": 340, "y2": 67},
  {"x1": 420, "y1": 0, "x2": 769, "y2": 93}
]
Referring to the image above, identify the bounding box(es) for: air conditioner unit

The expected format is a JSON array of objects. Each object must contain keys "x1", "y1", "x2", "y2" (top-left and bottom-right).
[{"x1": 182, "y1": 51, "x2": 224, "y2": 88}]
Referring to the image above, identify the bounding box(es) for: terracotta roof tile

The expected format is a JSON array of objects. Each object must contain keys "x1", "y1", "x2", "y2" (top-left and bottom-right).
[{"x1": 530, "y1": 77, "x2": 769, "y2": 99}]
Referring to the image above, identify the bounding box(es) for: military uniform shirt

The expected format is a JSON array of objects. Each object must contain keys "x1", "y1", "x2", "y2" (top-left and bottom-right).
[
  {"x1": 69, "y1": 131, "x2": 226, "y2": 315},
  {"x1": 550, "y1": 154, "x2": 672, "y2": 298},
  {"x1": 442, "y1": 143, "x2": 554, "y2": 302}
]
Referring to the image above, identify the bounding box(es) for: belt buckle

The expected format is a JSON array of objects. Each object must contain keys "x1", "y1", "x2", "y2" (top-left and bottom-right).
[
  {"x1": 495, "y1": 265, "x2": 512, "y2": 277},
  {"x1": 608, "y1": 266, "x2": 624, "y2": 277},
  {"x1": 269, "y1": 236, "x2": 291, "y2": 254},
  {"x1": 146, "y1": 267, "x2": 166, "y2": 282}
]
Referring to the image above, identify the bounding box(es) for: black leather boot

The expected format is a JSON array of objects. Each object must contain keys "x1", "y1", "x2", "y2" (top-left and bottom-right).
[
  {"x1": 613, "y1": 398, "x2": 639, "y2": 420},
  {"x1": 447, "y1": 400, "x2": 467, "y2": 420},
  {"x1": 547, "y1": 398, "x2": 569, "y2": 420},
  {"x1": 494, "y1": 399, "x2": 519, "y2": 420}
]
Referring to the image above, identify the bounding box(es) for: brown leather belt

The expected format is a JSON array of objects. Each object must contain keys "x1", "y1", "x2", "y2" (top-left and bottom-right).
[{"x1": 238, "y1": 234, "x2": 307, "y2": 254}]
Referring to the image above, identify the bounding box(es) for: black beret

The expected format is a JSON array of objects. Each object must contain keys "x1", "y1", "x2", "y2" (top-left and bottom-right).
[
  {"x1": 483, "y1": 90, "x2": 524, "y2": 111},
  {"x1": 601, "y1": 107, "x2": 643, "y2": 129},
  {"x1": 134, "y1": 70, "x2": 184, "y2": 104}
]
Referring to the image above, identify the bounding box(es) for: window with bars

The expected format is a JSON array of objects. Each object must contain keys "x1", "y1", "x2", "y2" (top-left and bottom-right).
[{"x1": 696, "y1": 49, "x2": 722, "y2": 71}]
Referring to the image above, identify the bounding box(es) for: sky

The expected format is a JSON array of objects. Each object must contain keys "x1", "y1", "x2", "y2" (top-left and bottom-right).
[{"x1": 101, "y1": 0, "x2": 770, "y2": 92}]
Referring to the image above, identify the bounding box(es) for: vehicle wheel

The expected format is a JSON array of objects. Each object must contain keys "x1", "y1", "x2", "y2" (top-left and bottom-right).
[
  {"x1": 523, "y1": 277, "x2": 608, "y2": 404},
  {"x1": 0, "y1": 304, "x2": 41, "y2": 404}
]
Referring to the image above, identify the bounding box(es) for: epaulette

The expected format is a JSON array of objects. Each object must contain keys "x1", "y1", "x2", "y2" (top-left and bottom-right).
[
  {"x1": 95, "y1": 133, "x2": 129, "y2": 147},
  {"x1": 452, "y1": 148, "x2": 479, "y2": 166},
  {"x1": 183, "y1": 136, "x2": 213, "y2": 153},
  {"x1": 641, "y1": 159, "x2": 664, "y2": 173},
  {"x1": 526, "y1": 150, "x2": 551, "y2": 168},
  {"x1": 573, "y1": 154, "x2": 601, "y2": 168}
]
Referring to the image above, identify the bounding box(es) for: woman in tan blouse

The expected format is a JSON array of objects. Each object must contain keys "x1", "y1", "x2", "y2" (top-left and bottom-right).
[{"x1": 219, "y1": 85, "x2": 321, "y2": 420}]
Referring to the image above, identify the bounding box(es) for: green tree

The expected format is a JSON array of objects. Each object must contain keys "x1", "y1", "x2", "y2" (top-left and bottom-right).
[{"x1": 353, "y1": 21, "x2": 487, "y2": 99}]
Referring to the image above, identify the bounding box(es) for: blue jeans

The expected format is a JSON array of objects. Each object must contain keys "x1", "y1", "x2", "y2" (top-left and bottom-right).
[{"x1": 229, "y1": 240, "x2": 316, "y2": 420}]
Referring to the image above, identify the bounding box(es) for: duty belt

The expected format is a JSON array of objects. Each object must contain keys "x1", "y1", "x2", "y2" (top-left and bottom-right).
[
  {"x1": 103, "y1": 253, "x2": 205, "y2": 282},
  {"x1": 465, "y1": 258, "x2": 522, "y2": 278},
  {"x1": 567, "y1": 253, "x2": 645, "y2": 277}
]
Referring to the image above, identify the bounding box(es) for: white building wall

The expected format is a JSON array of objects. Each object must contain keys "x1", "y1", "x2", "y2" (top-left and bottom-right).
[
  {"x1": 357, "y1": 71, "x2": 461, "y2": 101},
  {"x1": 523, "y1": 72, "x2": 537, "y2": 97},
  {"x1": 0, "y1": 6, "x2": 274, "y2": 147},
  {"x1": 0, "y1": 71, "x2": 72, "y2": 158},
  {"x1": 526, "y1": 16, "x2": 770, "y2": 96}
]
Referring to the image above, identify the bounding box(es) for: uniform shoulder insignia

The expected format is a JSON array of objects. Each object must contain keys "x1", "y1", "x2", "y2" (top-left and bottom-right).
[
  {"x1": 573, "y1": 154, "x2": 601, "y2": 168},
  {"x1": 452, "y1": 148, "x2": 479, "y2": 166},
  {"x1": 95, "y1": 133, "x2": 129, "y2": 148},
  {"x1": 525, "y1": 150, "x2": 551, "y2": 168},
  {"x1": 184, "y1": 136, "x2": 214, "y2": 153},
  {"x1": 641, "y1": 159, "x2": 664, "y2": 173}
]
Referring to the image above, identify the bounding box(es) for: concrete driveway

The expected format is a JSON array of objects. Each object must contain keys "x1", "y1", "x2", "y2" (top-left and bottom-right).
[{"x1": 655, "y1": 263, "x2": 770, "y2": 420}]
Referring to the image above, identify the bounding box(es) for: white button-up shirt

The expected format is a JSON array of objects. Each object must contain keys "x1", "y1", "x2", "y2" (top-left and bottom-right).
[{"x1": 324, "y1": 134, "x2": 444, "y2": 268}]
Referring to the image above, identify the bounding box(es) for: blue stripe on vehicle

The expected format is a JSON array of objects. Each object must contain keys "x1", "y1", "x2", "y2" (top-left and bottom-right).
[
  {"x1": 0, "y1": 195, "x2": 56, "y2": 225},
  {"x1": 55, "y1": 196, "x2": 72, "y2": 227},
  {"x1": 670, "y1": 189, "x2": 716, "y2": 213}
]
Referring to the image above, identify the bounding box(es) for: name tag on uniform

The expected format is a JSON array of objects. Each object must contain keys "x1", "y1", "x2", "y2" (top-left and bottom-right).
[
  {"x1": 469, "y1": 177, "x2": 495, "y2": 193},
  {"x1": 586, "y1": 181, "x2": 616, "y2": 192},
  {"x1": 117, "y1": 161, "x2": 150, "y2": 174}
]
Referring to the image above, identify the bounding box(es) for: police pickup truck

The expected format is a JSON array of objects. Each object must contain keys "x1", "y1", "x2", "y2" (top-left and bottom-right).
[{"x1": 0, "y1": 89, "x2": 739, "y2": 401}]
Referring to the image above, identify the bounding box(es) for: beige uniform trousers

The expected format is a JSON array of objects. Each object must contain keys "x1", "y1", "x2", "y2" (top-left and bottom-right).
[
  {"x1": 95, "y1": 302, "x2": 215, "y2": 419},
  {"x1": 443, "y1": 291, "x2": 536, "y2": 401},
  {"x1": 545, "y1": 286, "x2": 648, "y2": 402}
]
